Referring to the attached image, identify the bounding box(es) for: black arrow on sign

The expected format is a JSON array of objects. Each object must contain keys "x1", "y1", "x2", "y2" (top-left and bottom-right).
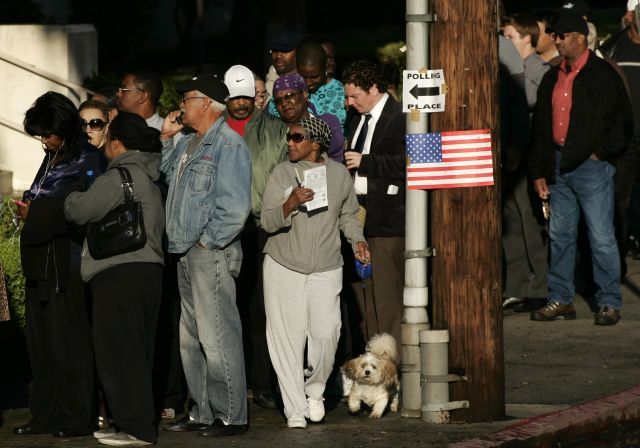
[{"x1": 409, "y1": 85, "x2": 440, "y2": 100}]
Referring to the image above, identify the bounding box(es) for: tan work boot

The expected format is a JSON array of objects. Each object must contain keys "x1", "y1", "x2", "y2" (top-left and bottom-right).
[
  {"x1": 594, "y1": 306, "x2": 620, "y2": 326},
  {"x1": 530, "y1": 301, "x2": 576, "y2": 321}
]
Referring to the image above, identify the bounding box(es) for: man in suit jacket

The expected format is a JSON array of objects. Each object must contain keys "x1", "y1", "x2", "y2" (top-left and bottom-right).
[{"x1": 342, "y1": 60, "x2": 406, "y2": 349}]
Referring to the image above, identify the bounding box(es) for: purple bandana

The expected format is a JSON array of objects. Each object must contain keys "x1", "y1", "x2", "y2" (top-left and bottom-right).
[{"x1": 273, "y1": 73, "x2": 308, "y2": 96}]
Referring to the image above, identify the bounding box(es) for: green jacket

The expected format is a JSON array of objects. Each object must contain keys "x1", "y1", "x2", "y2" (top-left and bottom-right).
[{"x1": 225, "y1": 108, "x2": 288, "y2": 225}]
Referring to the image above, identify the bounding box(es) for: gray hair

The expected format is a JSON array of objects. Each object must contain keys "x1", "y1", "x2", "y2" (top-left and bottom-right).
[{"x1": 210, "y1": 99, "x2": 226, "y2": 112}]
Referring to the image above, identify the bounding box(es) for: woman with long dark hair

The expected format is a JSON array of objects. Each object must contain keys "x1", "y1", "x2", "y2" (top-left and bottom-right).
[
  {"x1": 14, "y1": 91, "x2": 104, "y2": 438},
  {"x1": 65, "y1": 112, "x2": 165, "y2": 447}
]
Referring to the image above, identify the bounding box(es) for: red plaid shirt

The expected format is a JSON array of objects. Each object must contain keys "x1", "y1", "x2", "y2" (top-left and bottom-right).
[{"x1": 552, "y1": 49, "x2": 590, "y2": 146}]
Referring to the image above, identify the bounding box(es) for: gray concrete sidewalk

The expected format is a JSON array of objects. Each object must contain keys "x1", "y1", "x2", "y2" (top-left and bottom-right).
[{"x1": 2, "y1": 259, "x2": 640, "y2": 447}]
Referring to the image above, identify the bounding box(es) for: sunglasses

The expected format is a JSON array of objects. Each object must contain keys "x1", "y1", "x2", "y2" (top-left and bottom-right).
[
  {"x1": 80, "y1": 118, "x2": 108, "y2": 131},
  {"x1": 550, "y1": 31, "x2": 576, "y2": 41},
  {"x1": 274, "y1": 91, "x2": 300, "y2": 106},
  {"x1": 285, "y1": 132, "x2": 312, "y2": 143}
]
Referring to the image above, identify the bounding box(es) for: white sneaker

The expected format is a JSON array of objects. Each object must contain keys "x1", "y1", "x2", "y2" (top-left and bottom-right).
[
  {"x1": 161, "y1": 408, "x2": 175, "y2": 419},
  {"x1": 287, "y1": 413, "x2": 307, "y2": 429},
  {"x1": 94, "y1": 427, "x2": 117, "y2": 439},
  {"x1": 307, "y1": 397, "x2": 325, "y2": 422},
  {"x1": 98, "y1": 432, "x2": 152, "y2": 446}
]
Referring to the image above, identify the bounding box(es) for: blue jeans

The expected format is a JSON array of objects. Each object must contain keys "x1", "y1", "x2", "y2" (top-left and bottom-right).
[
  {"x1": 548, "y1": 152, "x2": 621, "y2": 309},
  {"x1": 177, "y1": 241, "x2": 247, "y2": 425}
]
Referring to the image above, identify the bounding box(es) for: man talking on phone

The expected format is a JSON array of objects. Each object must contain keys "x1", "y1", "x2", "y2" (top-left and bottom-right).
[{"x1": 158, "y1": 74, "x2": 252, "y2": 437}]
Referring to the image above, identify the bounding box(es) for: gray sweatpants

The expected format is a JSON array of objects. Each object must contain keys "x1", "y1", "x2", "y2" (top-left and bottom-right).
[{"x1": 263, "y1": 254, "x2": 342, "y2": 418}]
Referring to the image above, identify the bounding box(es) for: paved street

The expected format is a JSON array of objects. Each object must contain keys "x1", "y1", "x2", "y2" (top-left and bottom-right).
[{"x1": 1, "y1": 258, "x2": 640, "y2": 447}]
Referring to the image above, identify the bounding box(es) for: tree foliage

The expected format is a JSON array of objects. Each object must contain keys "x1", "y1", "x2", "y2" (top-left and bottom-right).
[{"x1": 0, "y1": 199, "x2": 24, "y2": 330}]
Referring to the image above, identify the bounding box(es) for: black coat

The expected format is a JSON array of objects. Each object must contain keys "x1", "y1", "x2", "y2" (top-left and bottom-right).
[
  {"x1": 348, "y1": 96, "x2": 406, "y2": 237},
  {"x1": 529, "y1": 51, "x2": 633, "y2": 184}
]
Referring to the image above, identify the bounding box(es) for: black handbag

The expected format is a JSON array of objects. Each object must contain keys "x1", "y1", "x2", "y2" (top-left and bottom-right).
[{"x1": 86, "y1": 167, "x2": 147, "y2": 260}]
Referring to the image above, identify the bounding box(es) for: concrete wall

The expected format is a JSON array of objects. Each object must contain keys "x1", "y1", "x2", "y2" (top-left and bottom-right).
[{"x1": 0, "y1": 24, "x2": 97, "y2": 192}]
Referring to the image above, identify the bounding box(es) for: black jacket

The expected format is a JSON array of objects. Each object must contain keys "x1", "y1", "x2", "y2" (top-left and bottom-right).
[
  {"x1": 529, "y1": 51, "x2": 633, "y2": 184},
  {"x1": 348, "y1": 96, "x2": 406, "y2": 237}
]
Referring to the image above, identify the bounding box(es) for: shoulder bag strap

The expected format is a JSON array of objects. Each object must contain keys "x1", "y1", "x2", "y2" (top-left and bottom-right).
[{"x1": 115, "y1": 166, "x2": 135, "y2": 202}]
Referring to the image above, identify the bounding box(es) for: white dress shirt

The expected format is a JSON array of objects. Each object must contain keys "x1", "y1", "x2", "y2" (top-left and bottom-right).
[{"x1": 351, "y1": 93, "x2": 389, "y2": 195}]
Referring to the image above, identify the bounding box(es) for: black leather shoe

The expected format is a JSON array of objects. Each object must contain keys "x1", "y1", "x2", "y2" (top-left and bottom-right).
[
  {"x1": 163, "y1": 415, "x2": 210, "y2": 432},
  {"x1": 253, "y1": 392, "x2": 278, "y2": 410},
  {"x1": 199, "y1": 420, "x2": 247, "y2": 437},
  {"x1": 513, "y1": 298, "x2": 548, "y2": 313},
  {"x1": 53, "y1": 429, "x2": 91, "y2": 438},
  {"x1": 14, "y1": 424, "x2": 45, "y2": 435}
]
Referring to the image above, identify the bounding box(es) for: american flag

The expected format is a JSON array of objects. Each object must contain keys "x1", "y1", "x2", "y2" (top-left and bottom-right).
[{"x1": 406, "y1": 129, "x2": 494, "y2": 190}]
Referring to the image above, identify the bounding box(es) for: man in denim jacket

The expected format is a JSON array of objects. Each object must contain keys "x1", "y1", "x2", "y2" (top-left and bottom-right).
[{"x1": 159, "y1": 74, "x2": 252, "y2": 437}]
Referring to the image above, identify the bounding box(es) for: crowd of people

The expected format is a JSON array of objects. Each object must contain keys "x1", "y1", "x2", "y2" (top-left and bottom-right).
[
  {"x1": 9, "y1": 0, "x2": 640, "y2": 445},
  {"x1": 500, "y1": 0, "x2": 638, "y2": 328}
]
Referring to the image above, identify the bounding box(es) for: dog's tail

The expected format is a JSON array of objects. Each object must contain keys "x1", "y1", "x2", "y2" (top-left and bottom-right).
[{"x1": 366, "y1": 333, "x2": 398, "y2": 363}]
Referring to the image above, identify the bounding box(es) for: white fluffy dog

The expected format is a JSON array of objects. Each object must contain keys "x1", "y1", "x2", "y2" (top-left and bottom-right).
[{"x1": 341, "y1": 333, "x2": 400, "y2": 419}]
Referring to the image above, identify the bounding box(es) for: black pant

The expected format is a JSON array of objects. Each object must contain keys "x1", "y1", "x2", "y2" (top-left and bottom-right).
[
  {"x1": 237, "y1": 227, "x2": 275, "y2": 394},
  {"x1": 615, "y1": 136, "x2": 640, "y2": 278},
  {"x1": 153, "y1": 255, "x2": 187, "y2": 413},
  {"x1": 91, "y1": 263, "x2": 162, "y2": 443},
  {"x1": 24, "y1": 267, "x2": 96, "y2": 433}
]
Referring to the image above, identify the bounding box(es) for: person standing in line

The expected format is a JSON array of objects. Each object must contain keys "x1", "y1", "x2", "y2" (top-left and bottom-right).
[
  {"x1": 272, "y1": 73, "x2": 345, "y2": 163},
  {"x1": 115, "y1": 70, "x2": 164, "y2": 130},
  {"x1": 64, "y1": 112, "x2": 165, "y2": 447},
  {"x1": 342, "y1": 60, "x2": 406, "y2": 350},
  {"x1": 500, "y1": 13, "x2": 550, "y2": 312},
  {"x1": 14, "y1": 91, "x2": 103, "y2": 439},
  {"x1": 159, "y1": 74, "x2": 251, "y2": 437},
  {"x1": 223, "y1": 64, "x2": 288, "y2": 410},
  {"x1": 261, "y1": 117, "x2": 369, "y2": 428},
  {"x1": 529, "y1": 12, "x2": 633, "y2": 326},
  {"x1": 600, "y1": 0, "x2": 640, "y2": 278}
]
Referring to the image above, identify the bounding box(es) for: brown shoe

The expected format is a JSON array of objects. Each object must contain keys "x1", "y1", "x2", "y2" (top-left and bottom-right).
[
  {"x1": 594, "y1": 306, "x2": 620, "y2": 326},
  {"x1": 530, "y1": 301, "x2": 576, "y2": 321}
]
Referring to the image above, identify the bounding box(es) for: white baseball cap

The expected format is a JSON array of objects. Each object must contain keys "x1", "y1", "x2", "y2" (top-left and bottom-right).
[
  {"x1": 629, "y1": 0, "x2": 640, "y2": 11},
  {"x1": 223, "y1": 65, "x2": 256, "y2": 99}
]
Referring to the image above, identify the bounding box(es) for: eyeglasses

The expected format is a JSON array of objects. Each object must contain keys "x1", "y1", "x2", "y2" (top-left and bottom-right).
[
  {"x1": 255, "y1": 92, "x2": 270, "y2": 101},
  {"x1": 286, "y1": 132, "x2": 312, "y2": 143},
  {"x1": 182, "y1": 96, "x2": 207, "y2": 102},
  {"x1": 118, "y1": 87, "x2": 143, "y2": 94},
  {"x1": 80, "y1": 118, "x2": 108, "y2": 131},
  {"x1": 274, "y1": 91, "x2": 300, "y2": 106}
]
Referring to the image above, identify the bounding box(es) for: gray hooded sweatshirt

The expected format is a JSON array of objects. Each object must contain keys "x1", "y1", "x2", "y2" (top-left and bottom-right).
[{"x1": 64, "y1": 150, "x2": 165, "y2": 282}]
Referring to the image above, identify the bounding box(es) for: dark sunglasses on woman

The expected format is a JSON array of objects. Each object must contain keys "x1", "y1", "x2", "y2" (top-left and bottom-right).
[
  {"x1": 80, "y1": 118, "x2": 108, "y2": 131},
  {"x1": 285, "y1": 133, "x2": 312, "y2": 143}
]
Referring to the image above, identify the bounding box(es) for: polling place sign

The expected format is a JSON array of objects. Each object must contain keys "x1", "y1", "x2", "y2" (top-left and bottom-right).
[{"x1": 402, "y1": 69, "x2": 446, "y2": 113}]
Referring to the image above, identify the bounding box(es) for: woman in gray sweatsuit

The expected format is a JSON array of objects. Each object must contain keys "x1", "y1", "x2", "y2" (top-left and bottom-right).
[
  {"x1": 64, "y1": 112, "x2": 165, "y2": 446},
  {"x1": 261, "y1": 117, "x2": 370, "y2": 429}
]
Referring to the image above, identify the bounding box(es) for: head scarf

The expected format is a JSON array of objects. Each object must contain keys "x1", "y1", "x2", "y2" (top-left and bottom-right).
[
  {"x1": 298, "y1": 117, "x2": 332, "y2": 151},
  {"x1": 273, "y1": 73, "x2": 308, "y2": 96}
]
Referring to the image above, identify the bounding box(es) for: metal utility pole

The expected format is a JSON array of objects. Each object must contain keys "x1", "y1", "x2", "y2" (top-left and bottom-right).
[
  {"x1": 401, "y1": 0, "x2": 431, "y2": 418},
  {"x1": 429, "y1": 0, "x2": 505, "y2": 422}
]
